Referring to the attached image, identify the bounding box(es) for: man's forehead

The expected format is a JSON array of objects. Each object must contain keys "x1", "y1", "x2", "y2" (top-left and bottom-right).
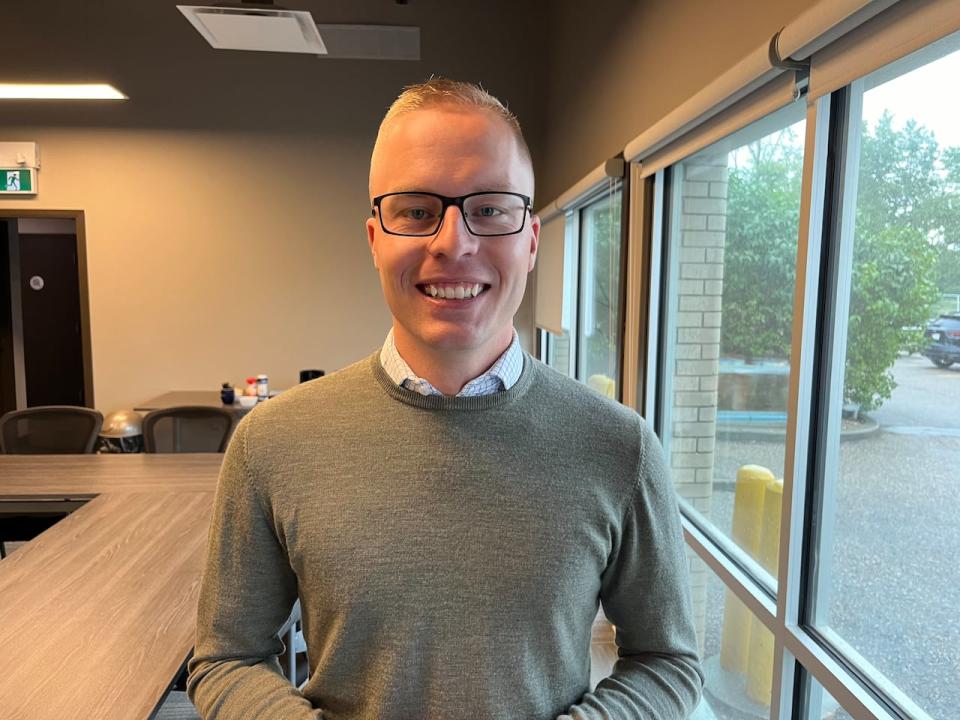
[
  {"x1": 372, "y1": 109, "x2": 530, "y2": 190},
  {"x1": 384, "y1": 106, "x2": 511, "y2": 151}
]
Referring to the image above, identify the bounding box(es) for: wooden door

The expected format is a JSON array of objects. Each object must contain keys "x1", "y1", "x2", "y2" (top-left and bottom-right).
[{"x1": 18, "y1": 233, "x2": 86, "y2": 407}]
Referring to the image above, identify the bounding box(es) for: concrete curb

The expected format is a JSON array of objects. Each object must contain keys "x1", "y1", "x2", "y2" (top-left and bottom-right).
[{"x1": 716, "y1": 415, "x2": 880, "y2": 442}]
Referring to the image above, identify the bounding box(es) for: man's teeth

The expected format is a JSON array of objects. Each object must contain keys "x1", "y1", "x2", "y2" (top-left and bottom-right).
[{"x1": 424, "y1": 283, "x2": 483, "y2": 299}]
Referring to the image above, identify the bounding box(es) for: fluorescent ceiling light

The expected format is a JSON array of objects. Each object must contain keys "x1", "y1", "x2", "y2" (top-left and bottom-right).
[
  {"x1": 0, "y1": 84, "x2": 127, "y2": 100},
  {"x1": 178, "y1": 5, "x2": 327, "y2": 54}
]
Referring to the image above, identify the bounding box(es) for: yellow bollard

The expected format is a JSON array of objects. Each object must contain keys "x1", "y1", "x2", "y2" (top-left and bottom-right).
[
  {"x1": 587, "y1": 374, "x2": 616, "y2": 399},
  {"x1": 746, "y1": 478, "x2": 783, "y2": 705},
  {"x1": 719, "y1": 465, "x2": 774, "y2": 674}
]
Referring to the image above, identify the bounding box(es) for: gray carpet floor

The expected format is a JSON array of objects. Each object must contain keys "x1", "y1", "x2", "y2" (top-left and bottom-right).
[{"x1": 152, "y1": 691, "x2": 200, "y2": 719}]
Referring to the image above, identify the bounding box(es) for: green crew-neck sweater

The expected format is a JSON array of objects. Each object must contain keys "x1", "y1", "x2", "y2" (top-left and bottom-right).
[{"x1": 188, "y1": 353, "x2": 703, "y2": 719}]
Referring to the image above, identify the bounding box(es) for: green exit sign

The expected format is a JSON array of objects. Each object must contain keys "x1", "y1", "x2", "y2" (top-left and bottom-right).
[{"x1": 1, "y1": 167, "x2": 36, "y2": 195}]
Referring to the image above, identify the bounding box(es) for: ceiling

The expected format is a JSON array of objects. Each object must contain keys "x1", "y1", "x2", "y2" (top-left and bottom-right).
[{"x1": 2, "y1": 0, "x2": 550, "y2": 136}]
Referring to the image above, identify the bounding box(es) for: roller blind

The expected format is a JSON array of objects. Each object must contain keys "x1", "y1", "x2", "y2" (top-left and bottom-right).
[
  {"x1": 555, "y1": 163, "x2": 608, "y2": 213},
  {"x1": 534, "y1": 213, "x2": 570, "y2": 334},
  {"x1": 776, "y1": 0, "x2": 898, "y2": 60},
  {"x1": 537, "y1": 163, "x2": 610, "y2": 226},
  {"x1": 638, "y1": 71, "x2": 801, "y2": 178},
  {"x1": 808, "y1": 0, "x2": 960, "y2": 101}
]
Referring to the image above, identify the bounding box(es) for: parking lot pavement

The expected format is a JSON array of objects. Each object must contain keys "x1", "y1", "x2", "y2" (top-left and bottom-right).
[
  {"x1": 871, "y1": 353, "x2": 960, "y2": 430},
  {"x1": 701, "y1": 354, "x2": 959, "y2": 719},
  {"x1": 831, "y1": 431, "x2": 959, "y2": 718}
]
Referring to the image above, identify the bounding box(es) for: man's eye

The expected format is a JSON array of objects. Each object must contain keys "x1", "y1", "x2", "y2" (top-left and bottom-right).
[
  {"x1": 402, "y1": 207, "x2": 434, "y2": 220},
  {"x1": 473, "y1": 206, "x2": 504, "y2": 218}
]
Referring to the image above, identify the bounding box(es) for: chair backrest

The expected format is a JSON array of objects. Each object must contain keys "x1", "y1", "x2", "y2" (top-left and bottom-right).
[
  {"x1": 142, "y1": 406, "x2": 235, "y2": 453},
  {"x1": 0, "y1": 406, "x2": 104, "y2": 454}
]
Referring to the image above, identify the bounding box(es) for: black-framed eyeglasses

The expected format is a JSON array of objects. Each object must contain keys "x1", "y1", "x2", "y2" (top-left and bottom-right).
[{"x1": 371, "y1": 191, "x2": 532, "y2": 237}]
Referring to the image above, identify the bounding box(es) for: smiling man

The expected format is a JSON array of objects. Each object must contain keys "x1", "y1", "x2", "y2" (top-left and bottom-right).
[{"x1": 188, "y1": 79, "x2": 703, "y2": 719}]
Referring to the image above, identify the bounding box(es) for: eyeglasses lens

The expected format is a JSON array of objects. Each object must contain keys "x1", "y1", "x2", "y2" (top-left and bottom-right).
[{"x1": 380, "y1": 193, "x2": 526, "y2": 236}]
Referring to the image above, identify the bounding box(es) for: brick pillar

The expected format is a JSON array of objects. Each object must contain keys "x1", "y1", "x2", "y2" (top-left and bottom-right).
[
  {"x1": 550, "y1": 333, "x2": 573, "y2": 377},
  {"x1": 671, "y1": 153, "x2": 728, "y2": 654}
]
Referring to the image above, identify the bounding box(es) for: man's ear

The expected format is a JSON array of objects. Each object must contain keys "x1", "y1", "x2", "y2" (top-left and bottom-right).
[
  {"x1": 366, "y1": 217, "x2": 380, "y2": 270},
  {"x1": 527, "y1": 214, "x2": 541, "y2": 273}
]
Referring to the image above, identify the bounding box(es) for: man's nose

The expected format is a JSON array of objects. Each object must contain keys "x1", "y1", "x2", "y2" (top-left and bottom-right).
[{"x1": 427, "y1": 204, "x2": 479, "y2": 258}]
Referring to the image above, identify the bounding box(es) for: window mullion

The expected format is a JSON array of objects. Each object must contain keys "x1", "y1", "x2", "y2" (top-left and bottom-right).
[
  {"x1": 782, "y1": 624, "x2": 901, "y2": 720},
  {"x1": 645, "y1": 168, "x2": 667, "y2": 427},
  {"x1": 681, "y1": 512, "x2": 778, "y2": 627},
  {"x1": 772, "y1": 93, "x2": 832, "y2": 720}
]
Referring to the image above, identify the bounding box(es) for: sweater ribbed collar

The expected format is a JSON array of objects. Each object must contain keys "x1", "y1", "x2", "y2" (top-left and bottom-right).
[{"x1": 369, "y1": 351, "x2": 536, "y2": 411}]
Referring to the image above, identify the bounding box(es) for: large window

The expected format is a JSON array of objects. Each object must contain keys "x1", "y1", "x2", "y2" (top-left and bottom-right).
[
  {"x1": 542, "y1": 184, "x2": 624, "y2": 397},
  {"x1": 579, "y1": 190, "x2": 623, "y2": 398},
  {"x1": 643, "y1": 26, "x2": 960, "y2": 720}
]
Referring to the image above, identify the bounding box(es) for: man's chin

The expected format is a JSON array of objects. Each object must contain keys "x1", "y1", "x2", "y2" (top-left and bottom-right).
[
  {"x1": 399, "y1": 322, "x2": 508, "y2": 358},
  {"x1": 416, "y1": 330, "x2": 485, "y2": 354}
]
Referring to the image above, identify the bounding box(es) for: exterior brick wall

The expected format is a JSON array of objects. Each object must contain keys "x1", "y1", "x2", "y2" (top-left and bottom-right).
[
  {"x1": 548, "y1": 332, "x2": 573, "y2": 377},
  {"x1": 672, "y1": 152, "x2": 729, "y2": 653}
]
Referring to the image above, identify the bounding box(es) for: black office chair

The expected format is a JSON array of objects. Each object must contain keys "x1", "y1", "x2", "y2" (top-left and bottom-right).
[
  {"x1": 0, "y1": 405, "x2": 103, "y2": 454},
  {"x1": 0, "y1": 406, "x2": 103, "y2": 557},
  {"x1": 142, "y1": 406, "x2": 235, "y2": 453},
  {"x1": 152, "y1": 690, "x2": 201, "y2": 720},
  {"x1": 278, "y1": 600, "x2": 309, "y2": 688},
  {"x1": 156, "y1": 605, "x2": 305, "y2": 718}
]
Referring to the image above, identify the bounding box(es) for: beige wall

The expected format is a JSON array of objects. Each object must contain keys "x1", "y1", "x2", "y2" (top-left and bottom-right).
[
  {"x1": 1, "y1": 128, "x2": 388, "y2": 412},
  {"x1": 538, "y1": 0, "x2": 816, "y2": 203}
]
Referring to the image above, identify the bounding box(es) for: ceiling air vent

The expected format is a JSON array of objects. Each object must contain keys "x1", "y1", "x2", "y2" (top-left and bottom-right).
[
  {"x1": 178, "y1": 4, "x2": 420, "y2": 60},
  {"x1": 177, "y1": 4, "x2": 328, "y2": 54},
  {"x1": 315, "y1": 24, "x2": 419, "y2": 61}
]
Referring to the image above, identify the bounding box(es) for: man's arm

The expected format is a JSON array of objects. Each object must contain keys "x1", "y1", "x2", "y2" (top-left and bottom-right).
[
  {"x1": 187, "y1": 419, "x2": 320, "y2": 719},
  {"x1": 559, "y1": 419, "x2": 704, "y2": 719}
]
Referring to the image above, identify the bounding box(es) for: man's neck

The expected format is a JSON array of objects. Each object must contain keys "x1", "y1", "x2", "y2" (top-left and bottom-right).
[{"x1": 393, "y1": 328, "x2": 514, "y2": 396}]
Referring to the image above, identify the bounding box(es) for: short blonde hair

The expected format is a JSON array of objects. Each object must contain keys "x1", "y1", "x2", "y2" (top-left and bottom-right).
[{"x1": 370, "y1": 78, "x2": 533, "y2": 194}]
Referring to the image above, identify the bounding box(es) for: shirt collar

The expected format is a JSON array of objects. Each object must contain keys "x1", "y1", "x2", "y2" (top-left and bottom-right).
[{"x1": 379, "y1": 328, "x2": 523, "y2": 397}]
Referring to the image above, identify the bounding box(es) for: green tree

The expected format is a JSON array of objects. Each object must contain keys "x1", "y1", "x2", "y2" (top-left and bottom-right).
[
  {"x1": 934, "y1": 146, "x2": 960, "y2": 294},
  {"x1": 847, "y1": 114, "x2": 943, "y2": 410},
  {"x1": 722, "y1": 131, "x2": 803, "y2": 361},
  {"x1": 859, "y1": 114, "x2": 960, "y2": 296},
  {"x1": 721, "y1": 112, "x2": 949, "y2": 412},
  {"x1": 845, "y1": 225, "x2": 939, "y2": 410}
]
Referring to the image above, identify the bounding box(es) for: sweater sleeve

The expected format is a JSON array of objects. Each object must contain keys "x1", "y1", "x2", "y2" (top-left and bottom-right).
[
  {"x1": 187, "y1": 419, "x2": 321, "y2": 719},
  {"x1": 558, "y1": 419, "x2": 704, "y2": 719}
]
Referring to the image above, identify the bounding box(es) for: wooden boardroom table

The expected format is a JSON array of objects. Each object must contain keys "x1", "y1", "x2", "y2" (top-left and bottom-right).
[{"x1": 0, "y1": 453, "x2": 223, "y2": 719}]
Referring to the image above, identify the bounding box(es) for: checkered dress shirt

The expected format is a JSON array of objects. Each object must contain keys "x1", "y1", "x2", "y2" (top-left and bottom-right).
[{"x1": 379, "y1": 329, "x2": 523, "y2": 397}]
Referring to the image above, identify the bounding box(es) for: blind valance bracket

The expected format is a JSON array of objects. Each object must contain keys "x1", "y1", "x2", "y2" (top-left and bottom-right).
[
  {"x1": 769, "y1": 29, "x2": 811, "y2": 71},
  {"x1": 604, "y1": 155, "x2": 625, "y2": 179}
]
